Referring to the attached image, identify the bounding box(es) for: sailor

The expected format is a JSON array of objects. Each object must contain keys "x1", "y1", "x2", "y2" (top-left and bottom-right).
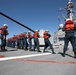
[
  {"x1": 43, "y1": 30, "x2": 55, "y2": 54},
  {"x1": 12, "y1": 35, "x2": 16, "y2": 48},
  {"x1": 33, "y1": 30, "x2": 41, "y2": 52},
  {"x1": 1, "y1": 24, "x2": 8, "y2": 51},
  {"x1": 15, "y1": 35, "x2": 20, "y2": 49},
  {"x1": 62, "y1": 19, "x2": 76, "y2": 58},
  {"x1": 23, "y1": 33, "x2": 28, "y2": 50},
  {"x1": 28, "y1": 31, "x2": 33, "y2": 51},
  {"x1": 0, "y1": 27, "x2": 3, "y2": 51},
  {"x1": 18, "y1": 33, "x2": 24, "y2": 49},
  {"x1": 6, "y1": 38, "x2": 10, "y2": 47}
]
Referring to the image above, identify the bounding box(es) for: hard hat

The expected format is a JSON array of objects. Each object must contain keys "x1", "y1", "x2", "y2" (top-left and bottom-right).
[
  {"x1": 28, "y1": 31, "x2": 31, "y2": 32},
  {"x1": 65, "y1": 19, "x2": 74, "y2": 24},
  {"x1": 66, "y1": 18, "x2": 71, "y2": 21},
  {"x1": 35, "y1": 30, "x2": 38, "y2": 31},
  {"x1": 3, "y1": 24, "x2": 8, "y2": 27}
]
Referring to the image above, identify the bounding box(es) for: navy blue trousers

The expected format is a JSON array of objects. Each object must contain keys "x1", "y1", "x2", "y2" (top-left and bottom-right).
[{"x1": 63, "y1": 32, "x2": 76, "y2": 52}]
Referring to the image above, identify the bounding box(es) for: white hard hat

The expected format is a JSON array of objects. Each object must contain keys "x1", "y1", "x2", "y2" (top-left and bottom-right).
[
  {"x1": 28, "y1": 31, "x2": 31, "y2": 32},
  {"x1": 66, "y1": 18, "x2": 71, "y2": 21},
  {"x1": 35, "y1": 30, "x2": 38, "y2": 31},
  {"x1": 3, "y1": 24, "x2": 8, "y2": 27}
]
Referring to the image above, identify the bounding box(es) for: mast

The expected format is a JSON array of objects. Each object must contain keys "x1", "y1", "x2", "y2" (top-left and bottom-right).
[
  {"x1": 59, "y1": 0, "x2": 76, "y2": 21},
  {"x1": 67, "y1": 0, "x2": 74, "y2": 20}
]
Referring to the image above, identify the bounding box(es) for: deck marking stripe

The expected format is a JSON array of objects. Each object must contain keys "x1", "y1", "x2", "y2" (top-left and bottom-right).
[
  {"x1": 14, "y1": 59, "x2": 76, "y2": 65},
  {"x1": 0, "y1": 56, "x2": 5, "y2": 58},
  {"x1": 0, "y1": 53, "x2": 51, "y2": 61}
]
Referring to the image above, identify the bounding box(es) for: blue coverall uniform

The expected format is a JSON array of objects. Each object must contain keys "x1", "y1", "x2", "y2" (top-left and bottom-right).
[
  {"x1": 33, "y1": 31, "x2": 41, "y2": 52},
  {"x1": 43, "y1": 31, "x2": 55, "y2": 54},
  {"x1": 28, "y1": 32, "x2": 32, "y2": 50},
  {"x1": 62, "y1": 20, "x2": 76, "y2": 58}
]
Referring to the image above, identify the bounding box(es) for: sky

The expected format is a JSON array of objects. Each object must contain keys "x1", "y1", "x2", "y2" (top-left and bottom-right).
[{"x1": 0, "y1": 0, "x2": 76, "y2": 38}]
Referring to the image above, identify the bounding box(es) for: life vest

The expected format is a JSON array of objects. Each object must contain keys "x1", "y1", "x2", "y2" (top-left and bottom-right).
[
  {"x1": 15, "y1": 35, "x2": 18, "y2": 40},
  {"x1": 18, "y1": 33, "x2": 23, "y2": 39},
  {"x1": 65, "y1": 20, "x2": 74, "y2": 31},
  {"x1": 43, "y1": 32, "x2": 50, "y2": 39},
  {"x1": 12, "y1": 36, "x2": 17, "y2": 41},
  {"x1": 0, "y1": 28, "x2": 2, "y2": 34},
  {"x1": 11, "y1": 37, "x2": 15, "y2": 42},
  {"x1": 28, "y1": 33, "x2": 32, "y2": 39},
  {"x1": 16, "y1": 35, "x2": 20, "y2": 39},
  {"x1": 33, "y1": 32, "x2": 39, "y2": 38},
  {"x1": 1, "y1": 26, "x2": 8, "y2": 35},
  {"x1": 1, "y1": 28, "x2": 8, "y2": 35},
  {"x1": 22, "y1": 33, "x2": 26, "y2": 37}
]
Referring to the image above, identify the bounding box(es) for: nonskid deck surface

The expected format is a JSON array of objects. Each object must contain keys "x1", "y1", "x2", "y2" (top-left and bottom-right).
[{"x1": 0, "y1": 46, "x2": 76, "y2": 75}]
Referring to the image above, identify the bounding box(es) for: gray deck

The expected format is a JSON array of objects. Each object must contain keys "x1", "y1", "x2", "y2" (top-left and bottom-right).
[{"x1": 0, "y1": 46, "x2": 76, "y2": 75}]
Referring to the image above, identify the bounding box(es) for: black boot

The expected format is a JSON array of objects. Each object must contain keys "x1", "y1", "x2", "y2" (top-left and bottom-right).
[
  {"x1": 51, "y1": 48, "x2": 56, "y2": 54},
  {"x1": 74, "y1": 52, "x2": 76, "y2": 58},
  {"x1": 43, "y1": 48, "x2": 46, "y2": 53},
  {"x1": 62, "y1": 51, "x2": 66, "y2": 57},
  {"x1": 43, "y1": 49, "x2": 45, "y2": 53},
  {"x1": 38, "y1": 49, "x2": 41, "y2": 52},
  {"x1": 0, "y1": 46, "x2": 1, "y2": 49},
  {"x1": 2, "y1": 46, "x2": 7, "y2": 52},
  {"x1": 0, "y1": 46, "x2": 4, "y2": 52},
  {"x1": 52, "y1": 51, "x2": 56, "y2": 54}
]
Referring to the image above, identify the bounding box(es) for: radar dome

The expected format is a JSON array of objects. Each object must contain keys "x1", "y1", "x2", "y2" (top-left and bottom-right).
[{"x1": 59, "y1": 24, "x2": 63, "y2": 28}]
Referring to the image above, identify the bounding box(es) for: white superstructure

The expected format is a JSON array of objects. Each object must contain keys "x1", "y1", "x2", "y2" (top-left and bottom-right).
[
  {"x1": 53, "y1": 24, "x2": 65, "y2": 46},
  {"x1": 53, "y1": 0, "x2": 76, "y2": 47}
]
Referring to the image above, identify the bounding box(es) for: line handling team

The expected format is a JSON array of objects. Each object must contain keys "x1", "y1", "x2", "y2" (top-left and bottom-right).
[{"x1": 0, "y1": 19, "x2": 76, "y2": 58}]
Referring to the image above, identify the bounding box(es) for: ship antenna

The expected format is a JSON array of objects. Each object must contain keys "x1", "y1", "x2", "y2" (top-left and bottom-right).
[{"x1": 58, "y1": 0, "x2": 76, "y2": 21}]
